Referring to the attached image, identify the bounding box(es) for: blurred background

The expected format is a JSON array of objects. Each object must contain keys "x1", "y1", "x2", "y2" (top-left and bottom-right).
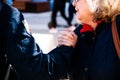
[{"x1": 4, "y1": 0, "x2": 77, "y2": 53}]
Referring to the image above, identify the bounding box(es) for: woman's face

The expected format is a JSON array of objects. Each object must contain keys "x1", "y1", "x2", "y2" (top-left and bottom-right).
[{"x1": 73, "y1": 0, "x2": 94, "y2": 24}]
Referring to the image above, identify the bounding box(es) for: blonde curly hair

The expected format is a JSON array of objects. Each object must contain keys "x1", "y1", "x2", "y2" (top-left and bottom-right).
[{"x1": 87, "y1": 0, "x2": 120, "y2": 22}]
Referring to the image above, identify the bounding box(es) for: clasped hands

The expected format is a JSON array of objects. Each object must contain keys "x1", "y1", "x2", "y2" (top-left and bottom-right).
[{"x1": 57, "y1": 28, "x2": 78, "y2": 48}]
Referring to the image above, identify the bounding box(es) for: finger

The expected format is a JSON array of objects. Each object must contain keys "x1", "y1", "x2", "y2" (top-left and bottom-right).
[
  {"x1": 57, "y1": 31, "x2": 71, "y2": 40},
  {"x1": 61, "y1": 40, "x2": 73, "y2": 47},
  {"x1": 58, "y1": 31, "x2": 74, "y2": 44},
  {"x1": 57, "y1": 30, "x2": 78, "y2": 47}
]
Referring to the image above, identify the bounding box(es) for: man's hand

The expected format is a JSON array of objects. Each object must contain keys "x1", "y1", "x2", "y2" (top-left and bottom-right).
[{"x1": 57, "y1": 29, "x2": 77, "y2": 48}]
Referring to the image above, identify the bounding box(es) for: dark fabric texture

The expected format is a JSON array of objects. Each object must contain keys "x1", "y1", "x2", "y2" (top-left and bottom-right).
[
  {"x1": 0, "y1": 2, "x2": 73, "y2": 80},
  {"x1": 68, "y1": 15, "x2": 120, "y2": 80},
  {"x1": 0, "y1": 1, "x2": 120, "y2": 80}
]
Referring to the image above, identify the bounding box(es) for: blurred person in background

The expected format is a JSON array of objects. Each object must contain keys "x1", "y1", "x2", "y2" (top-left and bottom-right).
[
  {"x1": 48, "y1": 0, "x2": 70, "y2": 33},
  {"x1": 67, "y1": 0, "x2": 76, "y2": 26}
]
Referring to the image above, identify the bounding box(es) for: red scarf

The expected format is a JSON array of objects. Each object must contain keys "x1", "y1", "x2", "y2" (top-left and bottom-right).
[{"x1": 80, "y1": 20, "x2": 102, "y2": 33}]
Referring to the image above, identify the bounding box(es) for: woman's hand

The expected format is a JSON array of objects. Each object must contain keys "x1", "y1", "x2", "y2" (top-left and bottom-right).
[{"x1": 57, "y1": 29, "x2": 78, "y2": 48}]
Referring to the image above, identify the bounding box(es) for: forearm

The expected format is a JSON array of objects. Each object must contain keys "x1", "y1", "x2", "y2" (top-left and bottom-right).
[
  {"x1": 5, "y1": 33, "x2": 73, "y2": 79},
  {"x1": 2, "y1": 5, "x2": 74, "y2": 79},
  {"x1": 4, "y1": 10, "x2": 73, "y2": 80}
]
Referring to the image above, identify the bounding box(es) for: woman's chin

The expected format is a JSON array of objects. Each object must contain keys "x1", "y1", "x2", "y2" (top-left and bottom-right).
[{"x1": 76, "y1": 18, "x2": 82, "y2": 24}]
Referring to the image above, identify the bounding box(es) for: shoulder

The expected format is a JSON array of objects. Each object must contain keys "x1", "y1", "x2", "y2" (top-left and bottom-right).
[
  {"x1": 116, "y1": 15, "x2": 120, "y2": 35},
  {"x1": 116, "y1": 15, "x2": 120, "y2": 23},
  {"x1": 10, "y1": 6, "x2": 24, "y2": 23},
  {"x1": 1, "y1": 3, "x2": 23, "y2": 23},
  {"x1": 74, "y1": 24, "x2": 83, "y2": 36}
]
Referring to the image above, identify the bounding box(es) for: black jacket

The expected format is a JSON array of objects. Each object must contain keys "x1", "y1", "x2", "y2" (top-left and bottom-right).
[
  {"x1": 69, "y1": 16, "x2": 120, "y2": 80},
  {"x1": 0, "y1": 2, "x2": 73, "y2": 80},
  {"x1": 0, "y1": 2, "x2": 120, "y2": 80}
]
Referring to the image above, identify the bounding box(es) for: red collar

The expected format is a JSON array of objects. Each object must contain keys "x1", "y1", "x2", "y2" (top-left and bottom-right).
[{"x1": 80, "y1": 20, "x2": 102, "y2": 33}]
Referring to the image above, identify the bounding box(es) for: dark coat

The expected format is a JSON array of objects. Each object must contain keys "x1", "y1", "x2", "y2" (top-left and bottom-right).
[
  {"x1": 0, "y1": 2, "x2": 73, "y2": 80},
  {"x1": 69, "y1": 16, "x2": 120, "y2": 80},
  {"x1": 0, "y1": 2, "x2": 120, "y2": 80}
]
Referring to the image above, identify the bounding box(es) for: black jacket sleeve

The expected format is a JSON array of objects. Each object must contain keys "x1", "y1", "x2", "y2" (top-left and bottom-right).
[
  {"x1": 1, "y1": 3, "x2": 73, "y2": 80},
  {"x1": 66, "y1": 0, "x2": 70, "y2": 2}
]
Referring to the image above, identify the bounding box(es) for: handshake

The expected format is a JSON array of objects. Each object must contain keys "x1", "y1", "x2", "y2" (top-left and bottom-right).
[{"x1": 57, "y1": 27, "x2": 78, "y2": 48}]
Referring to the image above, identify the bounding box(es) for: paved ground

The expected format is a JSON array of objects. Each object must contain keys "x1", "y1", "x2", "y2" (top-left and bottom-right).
[
  {"x1": 22, "y1": 11, "x2": 77, "y2": 53},
  {"x1": 23, "y1": 11, "x2": 77, "y2": 33}
]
